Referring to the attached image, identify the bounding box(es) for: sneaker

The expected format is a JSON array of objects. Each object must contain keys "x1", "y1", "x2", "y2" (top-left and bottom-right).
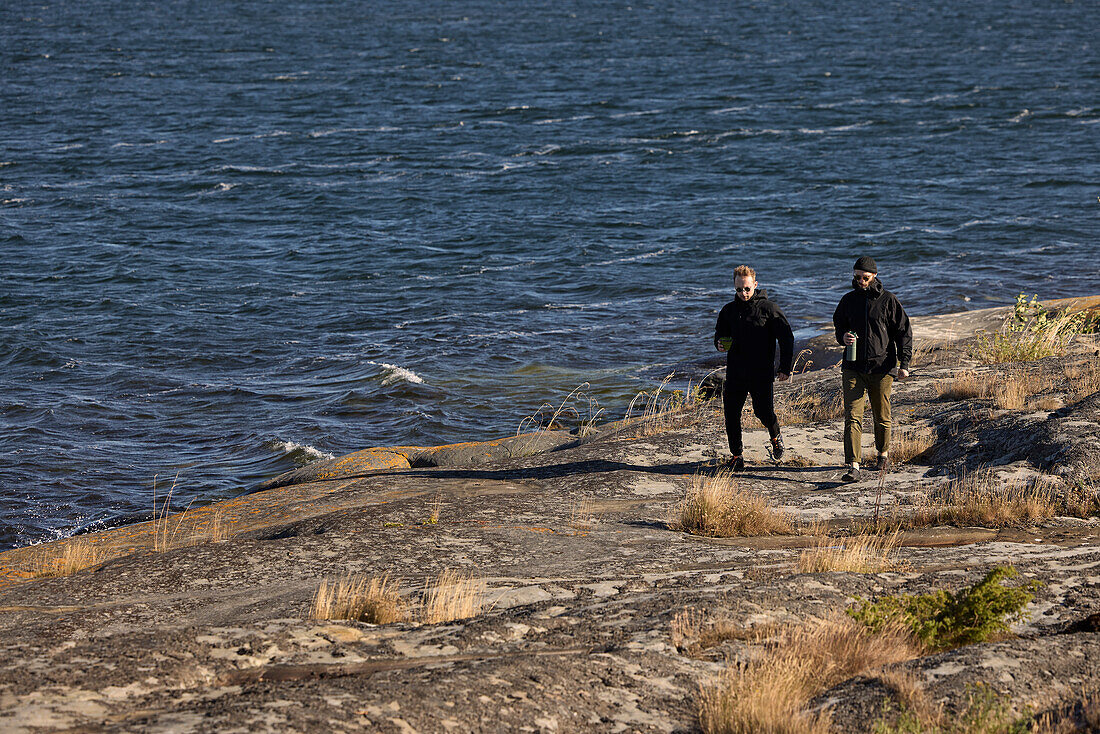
[
  {"x1": 727, "y1": 455, "x2": 745, "y2": 472},
  {"x1": 770, "y1": 435, "x2": 785, "y2": 460},
  {"x1": 873, "y1": 454, "x2": 890, "y2": 472},
  {"x1": 841, "y1": 465, "x2": 861, "y2": 483}
]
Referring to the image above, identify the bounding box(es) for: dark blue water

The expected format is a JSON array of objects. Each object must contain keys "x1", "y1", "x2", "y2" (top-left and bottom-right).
[{"x1": 2, "y1": 0, "x2": 1097, "y2": 549}]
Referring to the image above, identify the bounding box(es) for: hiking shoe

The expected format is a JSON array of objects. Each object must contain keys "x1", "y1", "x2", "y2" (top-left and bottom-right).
[
  {"x1": 841, "y1": 466, "x2": 861, "y2": 483},
  {"x1": 727, "y1": 455, "x2": 745, "y2": 472},
  {"x1": 770, "y1": 435, "x2": 785, "y2": 460},
  {"x1": 873, "y1": 454, "x2": 890, "y2": 472}
]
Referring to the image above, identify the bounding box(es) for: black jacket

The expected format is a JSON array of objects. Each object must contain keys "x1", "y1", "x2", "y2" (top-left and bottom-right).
[
  {"x1": 832, "y1": 277, "x2": 913, "y2": 375},
  {"x1": 714, "y1": 289, "x2": 795, "y2": 381}
]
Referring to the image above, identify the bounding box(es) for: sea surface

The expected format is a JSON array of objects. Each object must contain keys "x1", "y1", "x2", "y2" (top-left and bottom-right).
[{"x1": 2, "y1": 0, "x2": 1098, "y2": 549}]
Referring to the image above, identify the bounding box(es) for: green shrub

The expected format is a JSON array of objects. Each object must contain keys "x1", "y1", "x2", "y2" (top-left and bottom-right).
[{"x1": 849, "y1": 567, "x2": 1039, "y2": 651}]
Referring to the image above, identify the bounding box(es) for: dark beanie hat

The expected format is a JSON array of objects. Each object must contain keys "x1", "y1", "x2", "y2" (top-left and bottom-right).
[{"x1": 854, "y1": 255, "x2": 878, "y2": 273}]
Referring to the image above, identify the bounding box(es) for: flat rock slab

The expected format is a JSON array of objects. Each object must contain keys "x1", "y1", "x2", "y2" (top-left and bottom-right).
[{"x1": 1, "y1": 304, "x2": 1099, "y2": 733}]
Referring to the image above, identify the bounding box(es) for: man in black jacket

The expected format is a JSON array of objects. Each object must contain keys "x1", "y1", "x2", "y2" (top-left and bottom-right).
[
  {"x1": 714, "y1": 265, "x2": 795, "y2": 471},
  {"x1": 832, "y1": 256, "x2": 913, "y2": 482}
]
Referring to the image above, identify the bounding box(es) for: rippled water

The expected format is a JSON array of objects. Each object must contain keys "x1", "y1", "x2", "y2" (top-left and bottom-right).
[{"x1": 2, "y1": 0, "x2": 1097, "y2": 548}]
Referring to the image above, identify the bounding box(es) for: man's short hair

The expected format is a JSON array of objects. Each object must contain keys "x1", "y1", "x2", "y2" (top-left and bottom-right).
[{"x1": 734, "y1": 265, "x2": 756, "y2": 280}]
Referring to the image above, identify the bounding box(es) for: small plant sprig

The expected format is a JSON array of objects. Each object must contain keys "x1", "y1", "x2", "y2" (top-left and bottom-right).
[{"x1": 972, "y1": 293, "x2": 1093, "y2": 364}]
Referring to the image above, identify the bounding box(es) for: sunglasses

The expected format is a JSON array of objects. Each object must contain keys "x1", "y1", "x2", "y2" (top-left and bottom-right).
[{"x1": 735, "y1": 287, "x2": 754, "y2": 293}]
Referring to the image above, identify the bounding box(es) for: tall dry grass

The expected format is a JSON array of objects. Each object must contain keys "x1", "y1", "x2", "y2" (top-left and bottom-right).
[
  {"x1": 797, "y1": 532, "x2": 902, "y2": 574},
  {"x1": 698, "y1": 616, "x2": 918, "y2": 734},
  {"x1": 421, "y1": 569, "x2": 486, "y2": 624},
  {"x1": 671, "y1": 609, "x2": 778, "y2": 656},
  {"x1": 308, "y1": 569, "x2": 486, "y2": 625},
  {"x1": 669, "y1": 471, "x2": 792, "y2": 537},
  {"x1": 934, "y1": 372, "x2": 990, "y2": 401},
  {"x1": 624, "y1": 373, "x2": 716, "y2": 437},
  {"x1": 512, "y1": 382, "x2": 605, "y2": 456},
  {"x1": 890, "y1": 425, "x2": 936, "y2": 463},
  {"x1": 1063, "y1": 360, "x2": 1100, "y2": 403},
  {"x1": 992, "y1": 370, "x2": 1042, "y2": 410},
  {"x1": 775, "y1": 387, "x2": 844, "y2": 426},
  {"x1": 916, "y1": 469, "x2": 1057, "y2": 528},
  {"x1": 27, "y1": 538, "x2": 109, "y2": 578},
  {"x1": 309, "y1": 573, "x2": 407, "y2": 624},
  {"x1": 151, "y1": 474, "x2": 233, "y2": 551},
  {"x1": 1031, "y1": 691, "x2": 1100, "y2": 734}
]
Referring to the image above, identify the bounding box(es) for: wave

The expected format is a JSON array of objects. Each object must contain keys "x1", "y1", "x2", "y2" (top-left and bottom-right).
[
  {"x1": 269, "y1": 439, "x2": 334, "y2": 463},
  {"x1": 369, "y1": 361, "x2": 426, "y2": 386}
]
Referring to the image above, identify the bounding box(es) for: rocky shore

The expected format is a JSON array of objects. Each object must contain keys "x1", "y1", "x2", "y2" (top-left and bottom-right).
[{"x1": 1, "y1": 296, "x2": 1098, "y2": 733}]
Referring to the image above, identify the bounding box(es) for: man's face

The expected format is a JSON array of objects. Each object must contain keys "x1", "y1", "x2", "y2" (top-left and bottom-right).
[
  {"x1": 853, "y1": 269, "x2": 875, "y2": 290},
  {"x1": 734, "y1": 275, "x2": 756, "y2": 301}
]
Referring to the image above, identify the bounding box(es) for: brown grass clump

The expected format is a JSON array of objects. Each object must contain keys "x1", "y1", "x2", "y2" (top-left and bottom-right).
[
  {"x1": 915, "y1": 469, "x2": 1056, "y2": 528},
  {"x1": 992, "y1": 371, "x2": 1042, "y2": 410},
  {"x1": 421, "y1": 569, "x2": 486, "y2": 624},
  {"x1": 935, "y1": 371, "x2": 990, "y2": 401},
  {"x1": 670, "y1": 471, "x2": 792, "y2": 537},
  {"x1": 1037, "y1": 396, "x2": 1063, "y2": 411},
  {"x1": 27, "y1": 538, "x2": 109, "y2": 578},
  {"x1": 1063, "y1": 360, "x2": 1100, "y2": 403},
  {"x1": 309, "y1": 573, "x2": 407, "y2": 624},
  {"x1": 671, "y1": 608, "x2": 777, "y2": 656},
  {"x1": 890, "y1": 425, "x2": 936, "y2": 463},
  {"x1": 797, "y1": 532, "x2": 902, "y2": 574},
  {"x1": 1032, "y1": 691, "x2": 1100, "y2": 734},
  {"x1": 698, "y1": 615, "x2": 918, "y2": 734},
  {"x1": 775, "y1": 387, "x2": 844, "y2": 426}
]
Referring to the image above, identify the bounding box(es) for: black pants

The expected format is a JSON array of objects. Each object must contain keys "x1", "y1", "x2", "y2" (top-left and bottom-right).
[{"x1": 723, "y1": 377, "x2": 780, "y2": 456}]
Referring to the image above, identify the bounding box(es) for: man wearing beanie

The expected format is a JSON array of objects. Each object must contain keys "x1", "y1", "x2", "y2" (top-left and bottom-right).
[
  {"x1": 714, "y1": 265, "x2": 795, "y2": 471},
  {"x1": 832, "y1": 256, "x2": 913, "y2": 482}
]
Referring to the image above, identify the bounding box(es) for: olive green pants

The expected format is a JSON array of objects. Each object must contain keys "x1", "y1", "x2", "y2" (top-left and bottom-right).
[{"x1": 842, "y1": 370, "x2": 894, "y2": 465}]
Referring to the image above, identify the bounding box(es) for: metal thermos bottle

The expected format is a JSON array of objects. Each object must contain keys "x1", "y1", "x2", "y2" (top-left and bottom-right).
[{"x1": 845, "y1": 333, "x2": 857, "y2": 361}]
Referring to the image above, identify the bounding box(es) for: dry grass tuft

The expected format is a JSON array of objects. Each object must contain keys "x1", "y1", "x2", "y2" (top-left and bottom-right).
[
  {"x1": 671, "y1": 608, "x2": 776, "y2": 656},
  {"x1": 1063, "y1": 360, "x2": 1100, "y2": 403},
  {"x1": 624, "y1": 373, "x2": 714, "y2": 437},
  {"x1": 698, "y1": 615, "x2": 917, "y2": 734},
  {"x1": 915, "y1": 468, "x2": 1057, "y2": 528},
  {"x1": 934, "y1": 371, "x2": 990, "y2": 401},
  {"x1": 421, "y1": 569, "x2": 486, "y2": 624},
  {"x1": 427, "y1": 493, "x2": 443, "y2": 525},
  {"x1": 992, "y1": 370, "x2": 1042, "y2": 410},
  {"x1": 28, "y1": 538, "x2": 109, "y2": 578},
  {"x1": 670, "y1": 471, "x2": 792, "y2": 537},
  {"x1": 309, "y1": 573, "x2": 407, "y2": 624},
  {"x1": 1037, "y1": 396, "x2": 1063, "y2": 411},
  {"x1": 775, "y1": 386, "x2": 844, "y2": 426},
  {"x1": 875, "y1": 669, "x2": 940, "y2": 723},
  {"x1": 890, "y1": 425, "x2": 937, "y2": 463},
  {"x1": 1031, "y1": 691, "x2": 1100, "y2": 734},
  {"x1": 797, "y1": 532, "x2": 902, "y2": 573},
  {"x1": 150, "y1": 474, "x2": 234, "y2": 551}
]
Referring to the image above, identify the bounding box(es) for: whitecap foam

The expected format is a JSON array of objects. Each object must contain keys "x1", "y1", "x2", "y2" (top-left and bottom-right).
[
  {"x1": 271, "y1": 440, "x2": 335, "y2": 461},
  {"x1": 369, "y1": 361, "x2": 425, "y2": 386}
]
